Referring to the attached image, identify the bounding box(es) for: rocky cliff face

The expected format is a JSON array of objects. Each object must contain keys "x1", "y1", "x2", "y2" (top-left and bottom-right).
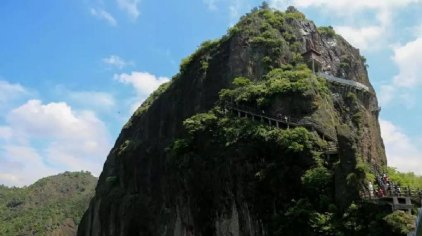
[{"x1": 78, "y1": 6, "x2": 388, "y2": 236}]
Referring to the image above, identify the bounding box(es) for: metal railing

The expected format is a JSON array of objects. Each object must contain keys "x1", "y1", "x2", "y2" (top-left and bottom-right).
[
  {"x1": 224, "y1": 104, "x2": 338, "y2": 153},
  {"x1": 318, "y1": 72, "x2": 371, "y2": 93}
]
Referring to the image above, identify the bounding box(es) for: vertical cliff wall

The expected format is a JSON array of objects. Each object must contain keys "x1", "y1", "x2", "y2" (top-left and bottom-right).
[{"x1": 78, "y1": 6, "x2": 387, "y2": 236}]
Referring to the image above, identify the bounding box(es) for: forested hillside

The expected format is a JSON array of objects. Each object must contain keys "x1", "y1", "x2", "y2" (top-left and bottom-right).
[{"x1": 0, "y1": 171, "x2": 96, "y2": 236}]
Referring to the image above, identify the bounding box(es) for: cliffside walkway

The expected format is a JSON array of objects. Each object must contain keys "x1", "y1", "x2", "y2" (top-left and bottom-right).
[
  {"x1": 362, "y1": 192, "x2": 420, "y2": 211},
  {"x1": 317, "y1": 72, "x2": 371, "y2": 93},
  {"x1": 362, "y1": 166, "x2": 422, "y2": 214},
  {"x1": 223, "y1": 72, "x2": 377, "y2": 150},
  {"x1": 225, "y1": 104, "x2": 338, "y2": 154},
  {"x1": 317, "y1": 72, "x2": 383, "y2": 114}
]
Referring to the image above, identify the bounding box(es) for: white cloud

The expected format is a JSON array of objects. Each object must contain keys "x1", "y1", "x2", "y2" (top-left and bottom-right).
[
  {"x1": 91, "y1": 8, "x2": 117, "y2": 26},
  {"x1": 114, "y1": 71, "x2": 169, "y2": 96},
  {"x1": 0, "y1": 126, "x2": 13, "y2": 140},
  {"x1": 53, "y1": 86, "x2": 116, "y2": 113},
  {"x1": 379, "y1": 85, "x2": 396, "y2": 106},
  {"x1": 102, "y1": 55, "x2": 133, "y2": 69},
  {"x1": 0, "y1": 145, "x2": 57, "y2": 187},
  {"x1": 379, "y1": 34, "x2": 422, "y2": 106},
  {"x1": 114, "y1": 71, "x2": 169, "y2": 112},
  {"x1": 335, "y1": 25, "x2": 384, "y2": 51},
  {"x1": 414, "y1": 24, "x2": 422, "y2": 37},
  {"x1": 229, "y1": 0, "x2": 243, "y2": 25},
  {"x1": 7, "y1": 100, "x2": 81, "y2": 138},
  {"x1": 392, "y1": 37, "x2": 422, "y2": 87},
  {"x1": 334, "y1": 9, "x2": 391, "y2": 50},
  {"x1": 7, "y1": 100, "x2": 109, "y2": 143},
  {"x1": 0, "y1": 80, "x2": 27, "y2": 106},
  {"x1": 398, "y1": 93, "x2": 416, "y2": 109},
  {"x1": 68, "y1": 91, "x2": 116, "y2": 110},
  {"x1": 273, "y1": 0, "x2": 421, "y2": 12},
  {"x1": 380, "y1": 119, "x2": 422, "y2": 175},
  {"x1": 0, "y1": 100, "x2": 111, "y2": 186},
  {"x1": 202, "y1": 0, "x2": 249, "y2": 25},
  {"x1": 0, "y1": 173, "x2": 20, "y2": 186},
  {"x1": 203, "y1": 0, "x2": 218, "y2": 10},
  {"x1": 116, "y1": 0, "x2": 141, "y2": 19}
]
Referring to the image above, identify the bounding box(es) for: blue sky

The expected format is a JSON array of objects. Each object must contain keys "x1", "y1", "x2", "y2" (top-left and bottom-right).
[{"x1": 0, "y1": 0, "x2": 422, "y2": 186}]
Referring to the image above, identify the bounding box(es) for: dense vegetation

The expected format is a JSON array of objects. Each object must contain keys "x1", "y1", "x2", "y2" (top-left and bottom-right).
[
  {"x1": 0, "y1": 171, "x2": 96, "y2": 235},
  {"x1": 317, "y1": 26, "x2": 336, "y2": 38},
  {"x1": 219, "y1": 64, "x2": 329, "y2": 109},
  {"x1": 386, "y1": 167, "x2": 422, "y2": 189}
]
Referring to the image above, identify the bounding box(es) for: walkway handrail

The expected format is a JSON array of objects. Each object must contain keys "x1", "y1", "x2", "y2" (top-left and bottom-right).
[
  {"x1": 362, "y1": 190, "x2": 422, "y2": 200},
  {"x1": 317, "y1": 72, "x2": 371, "y2": 93},
  {"x1": 364, "y1": 166, "x2": 422, "y2": 201},
  {"x1": 225, "y1": 103, "x2": 338, "y2": 143}
]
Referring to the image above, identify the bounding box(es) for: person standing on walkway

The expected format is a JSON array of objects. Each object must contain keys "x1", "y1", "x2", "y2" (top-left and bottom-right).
[
  {"x1": 419, "y1": 190, "x2": 422, "y2": 206},
  {"x1": 395, "y1": 185, "x2": 401, "y2": 196},
  {"x1": 368, "y1": 182, "x2": 374, "y2": 198}
]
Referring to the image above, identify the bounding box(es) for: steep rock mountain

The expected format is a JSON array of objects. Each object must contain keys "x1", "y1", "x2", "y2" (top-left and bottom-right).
[
  {"x1": 0, "y1": 171, "x2": 97, "y2": 236},
  {"x1": 79, "y1": 6, "x2": 392, "y2": 235}
]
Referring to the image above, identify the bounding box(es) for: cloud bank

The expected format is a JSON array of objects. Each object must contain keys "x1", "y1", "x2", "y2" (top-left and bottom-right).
[
  {"x1": 380, "y1": 119, "x2": 422, "y2": 175},
  {"x1": 0, "y1": 95, "x2": 112, "y2": 186}
]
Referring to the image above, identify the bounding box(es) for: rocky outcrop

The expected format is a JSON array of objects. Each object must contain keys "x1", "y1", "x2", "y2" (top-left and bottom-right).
[{"x1": 78, "y1": 6, "x2": 386, "y2": 236}]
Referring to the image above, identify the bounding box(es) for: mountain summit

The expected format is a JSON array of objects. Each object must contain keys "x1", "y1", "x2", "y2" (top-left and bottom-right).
[{"x1": 78, "y1": 5, "x2": 398, "y2": 235}]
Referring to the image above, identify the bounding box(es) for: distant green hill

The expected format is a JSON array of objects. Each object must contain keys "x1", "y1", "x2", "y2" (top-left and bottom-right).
[{"x1": 0, "y1": 171, "x2": 97, "y2": 236}]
